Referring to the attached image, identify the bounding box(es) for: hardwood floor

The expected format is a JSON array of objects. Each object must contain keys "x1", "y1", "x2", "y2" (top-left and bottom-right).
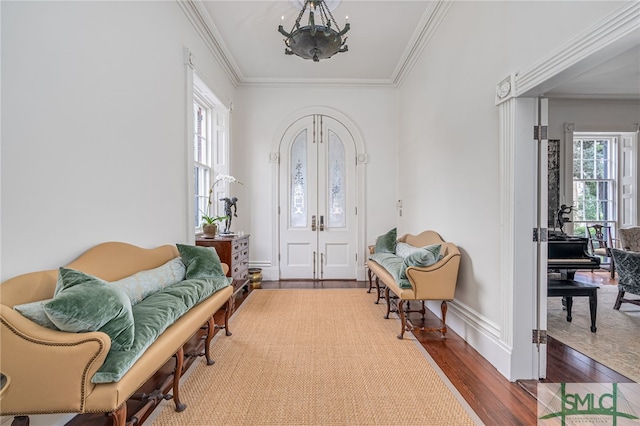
[{"x1": 65, "y1": 273, "x2": 633, "y2": 426}]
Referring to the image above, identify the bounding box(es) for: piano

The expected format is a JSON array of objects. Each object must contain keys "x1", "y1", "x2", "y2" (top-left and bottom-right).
[{"x1": 547, "y1": 233, "x2": 600, "y2": 279}]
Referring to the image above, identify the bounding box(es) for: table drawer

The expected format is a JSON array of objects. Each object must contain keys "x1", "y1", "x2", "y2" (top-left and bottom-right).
[{"x1": 231, "y1": 238, "x2": 249, "y2": 254}]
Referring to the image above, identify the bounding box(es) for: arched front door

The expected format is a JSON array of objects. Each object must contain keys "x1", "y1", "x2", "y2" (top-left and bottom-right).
[{"x1": 279, "y1": 115, "x2": 357, "y2": 279}]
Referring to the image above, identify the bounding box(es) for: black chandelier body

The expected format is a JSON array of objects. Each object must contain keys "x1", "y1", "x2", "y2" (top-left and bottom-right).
[{"x1": 278, "y1": 0, "x2": 350, "y2": 62}]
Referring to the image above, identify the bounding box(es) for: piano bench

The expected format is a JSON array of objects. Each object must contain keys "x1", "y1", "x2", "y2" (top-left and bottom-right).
[{"x1": 548, "y1": 279, "x2": 599, "y2": 332}]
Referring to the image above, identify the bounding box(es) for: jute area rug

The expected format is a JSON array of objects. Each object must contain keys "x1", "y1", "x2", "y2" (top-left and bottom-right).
[
  {"x1": 150, "y1": 289, "x2": 482, "y2": 425},
  {"x1": 547, "y1": 283, "x2": 640, "y2": 382}
]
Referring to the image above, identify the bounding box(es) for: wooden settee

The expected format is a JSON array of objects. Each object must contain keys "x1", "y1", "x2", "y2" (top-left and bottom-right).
[
  {"x1": 0, "y1": 242, "x2": 234, "y2": 425},
  {"x1": 367, "y1": 230, "x2": 461, "y2": 339}
]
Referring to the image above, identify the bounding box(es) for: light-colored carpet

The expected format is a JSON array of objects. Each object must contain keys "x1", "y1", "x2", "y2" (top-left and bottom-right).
[
  {"x1": 150, "y1": 289, "x2": 482, "y2": 425},
  {"x1": 547, "y1": 284, "x2": 640, "y2": 382}
]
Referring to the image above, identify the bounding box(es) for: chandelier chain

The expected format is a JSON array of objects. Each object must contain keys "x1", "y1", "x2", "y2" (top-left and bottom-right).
[
  {"x1": 324, "y1": 4, "x2": 342, "y2": 32},
  {"x1": 293, "y1": 1, "x2": 307, "y2": 30}
]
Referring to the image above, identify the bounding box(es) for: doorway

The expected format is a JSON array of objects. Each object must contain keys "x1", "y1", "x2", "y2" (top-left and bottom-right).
[
  {"x1": 278, "y1": 114, "x2": 358, "y2": 279},
  {"x1": 495, "y1": 3, "x2": 639, "y2": 380}
]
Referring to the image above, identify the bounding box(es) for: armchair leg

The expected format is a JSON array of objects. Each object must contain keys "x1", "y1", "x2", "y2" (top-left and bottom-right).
[
  {"x1": 397, "y1": 300, "x2": 406, "y2": 339},
  {"x1": 384, "y1": 287, "x2": 391, "y2": 319},
  {"x1": 614, "y1": 290, "x2": 625, "y2": 310},
  {"x1": 610, "y1": 258, "x2": 615, "y2": 279},
  {"x1": 224, "y1": 297, "x2": 232, "y2": 336},
  {"x1": 173, "y1": 346, "x2": 187, "y2": 412},
  {"x1": 108, "y1": 405, "x2": 127, "y2": 426},
  {"x1": 204, "y1": 316, "x2": 216, "y2": 365},
  {"x1": 440, "y1": 301, "x2": 448, "y2": 338}
]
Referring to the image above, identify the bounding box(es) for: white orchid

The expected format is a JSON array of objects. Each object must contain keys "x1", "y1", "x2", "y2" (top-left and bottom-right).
[
  {"x1": 213, "y1": 174, "x2": 242, "y2": 185},
  {"x1": 204, "y1": 174, "x2": 242, "y2": 222}
]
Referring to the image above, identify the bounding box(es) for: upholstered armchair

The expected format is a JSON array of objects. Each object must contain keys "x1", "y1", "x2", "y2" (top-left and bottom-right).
[
  {"x1": 610, "y1": 248, "x2": 640, "y2": 310},
  {"x1": 618, "y1": 226, "x2": 640, "y2": 252}
]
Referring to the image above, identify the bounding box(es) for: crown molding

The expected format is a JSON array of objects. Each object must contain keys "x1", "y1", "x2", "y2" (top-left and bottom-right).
[
  {"x1": 177, "y1": 0, "x2": 243, "y2": 87},
  {"x1": 515, "y1": 1, "x2": 639, "y2": 100},
  {"x1": 392, "y1": 0, "x2": 453, "y2": 87},
  {"x1": 180, "y1": 0, "x2": 451, "y2": 88},
  {"x1": 237, "y1": 78, "x2": 396, "y2": 89}
]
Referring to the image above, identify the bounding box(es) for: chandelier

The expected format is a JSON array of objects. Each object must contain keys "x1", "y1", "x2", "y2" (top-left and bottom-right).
[{"x1": 278, "y1": 0, "x2": 350, "y2": 62}]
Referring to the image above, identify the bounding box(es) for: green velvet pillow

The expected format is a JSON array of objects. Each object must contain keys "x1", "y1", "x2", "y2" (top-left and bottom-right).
[
  {"x1": 374, "y1": 228, "x2": 397, "y2": 254},
  {"x1": 401, "y1": 244, "x2": 442, "y2": 276},
  {"x1": 44, "y1": 268, "x2": 135, "y2": 352},
  {"x1": 176, "y1": 244, "x2": 225, "y2": 279},
  {"x1": 14, "y1": 299, "x2": 59, "y2": 330}
]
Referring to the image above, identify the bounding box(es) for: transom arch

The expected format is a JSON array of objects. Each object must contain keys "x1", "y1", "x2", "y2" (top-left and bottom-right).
[{"x1": 270, "y1": 106, "x2": 366, "y2": 161}]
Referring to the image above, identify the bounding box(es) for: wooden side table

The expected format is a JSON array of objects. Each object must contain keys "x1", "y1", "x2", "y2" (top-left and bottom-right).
[{"x1": 196, "y1": 234, "x2": 250, "y2": 313}]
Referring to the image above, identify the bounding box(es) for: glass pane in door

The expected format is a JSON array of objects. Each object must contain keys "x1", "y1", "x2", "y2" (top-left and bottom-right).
[
  {"x1": 290, "y1": 130, "x2": 308, "y2": 228},
  {"x1": 328, "y1": 130, "x2": 345, "y2": 228}
]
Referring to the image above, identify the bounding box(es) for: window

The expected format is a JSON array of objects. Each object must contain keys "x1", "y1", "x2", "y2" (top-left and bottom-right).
[
  {"x1": 194, "y1": 96, "x2": 212, "y2": 227},
  {"x1": 572, "y1": 136, "x2": 616, "y2": 237},
  {"x1": 191, "y1": 74, "x2": 229, "y2": 233}
]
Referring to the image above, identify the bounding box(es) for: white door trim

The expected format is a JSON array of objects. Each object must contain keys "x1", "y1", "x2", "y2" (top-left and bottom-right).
[
  {"x1": 269, "y1": 107, "x2": 368, "y2": 281},
  {"x1": 495, "y1": 2, "x2": 640, "y2": 380}
]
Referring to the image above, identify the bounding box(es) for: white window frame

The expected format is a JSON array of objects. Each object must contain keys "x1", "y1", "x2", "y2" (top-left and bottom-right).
[
  {"x1": 571, "y1": 134, "x2": 618, "y2": 238},
  {"x1": 189, "y1": 72, "x2": 230, "y2": 235},
  {"x1": 564, "y1": 128, "x2": 639, "y2": 239},
  {"x1": 194, "y1": 94, "x2": 213, "y2": 230}
]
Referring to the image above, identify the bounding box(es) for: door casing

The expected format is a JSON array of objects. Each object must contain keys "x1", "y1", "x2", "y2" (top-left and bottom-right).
[{"x1": 269, "y1": 107, "x2": 368, "y2": 281}]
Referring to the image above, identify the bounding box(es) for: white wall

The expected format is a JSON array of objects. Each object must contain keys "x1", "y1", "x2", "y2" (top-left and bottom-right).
[
  {"x1": 232, "y1": 86, "x2": 399, "y2": 279},
  {"x1": 397, "y1": 1, "x2": 627, "y2": 379},
  {"x1": 2, "y1": 0, "x2": 632, "y2": 382},
  {"x1": 1, "y1": 1, "x2": 236, "y2": 280},
  {"x1": 549, "y1": 99, "x2": 640, "y2": 140}
]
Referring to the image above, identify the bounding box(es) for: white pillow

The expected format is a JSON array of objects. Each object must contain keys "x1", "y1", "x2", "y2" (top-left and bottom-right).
[{"x1": 110, "y1": 257, "x2": 186, "y2": 305}]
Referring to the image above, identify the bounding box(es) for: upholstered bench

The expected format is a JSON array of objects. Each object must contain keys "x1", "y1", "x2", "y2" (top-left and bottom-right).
[
  {"x1": 367, "y1": 229, "x2": 461, "y2": 339},
  {"x1": 1, "y1": 242, "x2": 234, "y2": 426}
]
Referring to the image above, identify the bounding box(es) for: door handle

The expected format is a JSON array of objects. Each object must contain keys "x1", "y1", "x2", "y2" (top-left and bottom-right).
[
  {"x1": 319, "y1": 215, "x2": 324, "y2": 231},
  {"x1": 312, "y1": 215, "x2": 316, "y2": 231}
]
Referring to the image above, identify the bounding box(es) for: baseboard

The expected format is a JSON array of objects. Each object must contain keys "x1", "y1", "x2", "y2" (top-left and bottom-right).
[
  {"x1": 250, "y1": 263, "x2": 369, "y2": 282},
  {"x1": 425, "y1": 299, "x2": 514, "y2": 380}
]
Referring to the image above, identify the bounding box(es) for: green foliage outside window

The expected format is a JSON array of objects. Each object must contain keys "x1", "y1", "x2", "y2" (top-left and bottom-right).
[{"x1": 572, "y1": 138, "x2": 615, "y2": 237}]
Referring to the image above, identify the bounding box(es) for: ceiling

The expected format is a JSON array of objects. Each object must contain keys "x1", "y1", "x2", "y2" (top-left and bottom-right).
[
  {"x1": 544, "y1": 46, "x2": 640, "y2": 99},
  {"x1": 197, "y1": 1, "x2": 640, "y2": 98},
  {"x1": 198, "y1": 0, "x2": 439, "y2": 85}
]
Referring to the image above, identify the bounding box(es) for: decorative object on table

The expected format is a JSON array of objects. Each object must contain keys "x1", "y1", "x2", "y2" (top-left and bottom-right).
[
  {"x1": 557, "y1": 204, "x2": 574, "y2": 235},
  {"x1": 201, "y1": 216, "x2": 227, "y2": 238},
  {"x1": 278, "y1": 0, "x2": 350, "y2": 62},
  {"x1": 201, "y1": 174, "x2": 242, "y2": 237},
  {"x1": 219, "y1": 197, "x2": 238, "y2": 235}
]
